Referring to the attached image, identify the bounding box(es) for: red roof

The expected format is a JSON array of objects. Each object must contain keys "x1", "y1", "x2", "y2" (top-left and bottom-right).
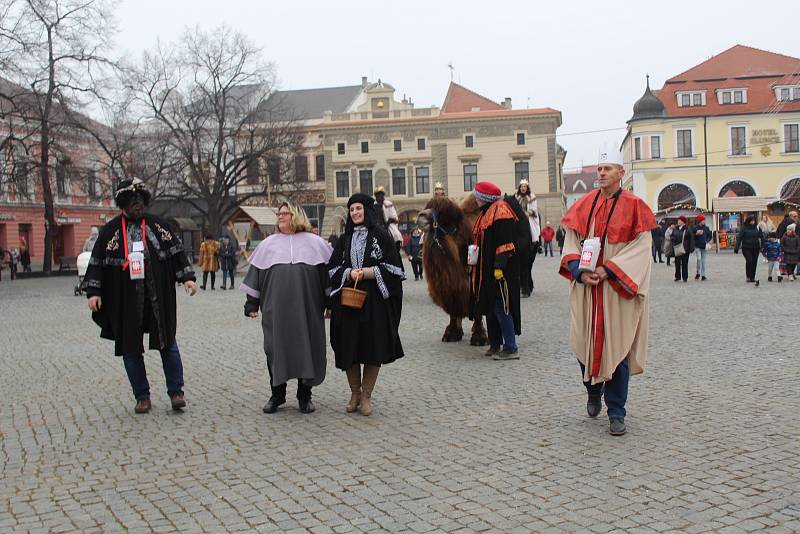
[
  {"x1": 441, "y1": 82, "x2": 505, "y2": 113},
  {"x1": 657, "y1": 45, "x2": 800, "y2": 118},
  {"x1": 563, "y1": 165, "x2": 597, "y2": 194}
]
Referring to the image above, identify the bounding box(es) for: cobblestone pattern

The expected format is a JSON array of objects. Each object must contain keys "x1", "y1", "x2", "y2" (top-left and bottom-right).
[{"x1": 0, "y1": 253, "x2": 798, "y2": 533}]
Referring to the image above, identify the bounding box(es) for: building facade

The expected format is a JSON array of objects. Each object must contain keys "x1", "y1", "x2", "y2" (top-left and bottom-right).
[
  {"x1": 563, "y1": 165, "x2": 598, "y2": 209},
  {"x1": 623, "y1": 45, "x2": 800, "y2": 246},
  {"x1": 318, "y1": 81, "x2": 564, "y2": 236}
]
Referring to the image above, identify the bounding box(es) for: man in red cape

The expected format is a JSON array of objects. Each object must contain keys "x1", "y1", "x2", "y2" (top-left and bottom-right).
[{"x1": 559, "y1": 148, "x2": 657, "y2": 436}]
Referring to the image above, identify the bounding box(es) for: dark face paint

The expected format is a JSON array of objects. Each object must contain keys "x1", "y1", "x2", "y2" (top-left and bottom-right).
[{"x1": 123, "y1": 192, "x2": 146, "y2": 220}]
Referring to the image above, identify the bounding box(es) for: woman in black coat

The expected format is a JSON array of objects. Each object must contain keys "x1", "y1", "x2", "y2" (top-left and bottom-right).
[
  {"x1": 734, "y1": 215, "x2": 764, "y2": 283},
  {"x1": 671, "y1": 216, "x2": 695, "y2": 282},
  {"x1": 328, "y1": 193, "x2": 405, "y2": 416}
]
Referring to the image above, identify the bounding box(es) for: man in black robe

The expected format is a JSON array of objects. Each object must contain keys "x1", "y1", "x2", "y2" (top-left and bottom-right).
[
  {"x1": 470, "y1": 182, "x2": 522, "y2": 360},
  {"x1": 84, "y1": 179, "x2": 197, "y2": 414}
]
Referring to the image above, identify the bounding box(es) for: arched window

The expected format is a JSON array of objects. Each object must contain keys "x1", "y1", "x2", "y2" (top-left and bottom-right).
[
  {"x1": 780, "y1": 177, "x2": 800, "y2": 205},
  {"x1": 719, "y1": 180, "x2": 756, "y2": 198},
  {"x1": 657, "y1": 183, "x2": 696, "y2": 211}
]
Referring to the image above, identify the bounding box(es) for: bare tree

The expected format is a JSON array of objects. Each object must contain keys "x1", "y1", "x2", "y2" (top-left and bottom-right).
[
  {"x1": 131, "y1": 25, "x2": 303, "y2": 234},
  {"x1": 0, "y1": 0, "x2": 117, "y2": 271}
]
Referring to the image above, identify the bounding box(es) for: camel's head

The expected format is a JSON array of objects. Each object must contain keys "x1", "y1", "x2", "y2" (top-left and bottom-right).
[{"x1": 418, "y1": 196, "x2": 465, "y2": 234}]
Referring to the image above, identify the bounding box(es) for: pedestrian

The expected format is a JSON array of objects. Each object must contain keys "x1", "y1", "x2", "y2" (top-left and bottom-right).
[
  {"x1": 763, "y1": 232, "x2": 782, "y2": 282},
  {"x1": 515, "y1": 179, "x2": 540, "y2": 297},
  {"x1": 692, "y1": 214, "x2": 712, "y2": 280},
  {"x1": 734, "y1": 215, "x2": 763, "y2": 283},
  {"x1": 777, "y1": 210, "x2": 800, "y2": 277},
  {"x1": 198, "y1": 234, "x2": 220, "y2": 290},
  {"x1": 651, "y1": 223, "x2": 665, "y2": 263},
  {"x1": 470, "y1": 181, "x2": 522, "y2": 360},
  {"x1": 663, "y1": 223, "x2": 675, "y2": 266},
  {"x1": 242, "y1": 202, "x2": 332, "y2": 414},
  {"x1": 406, "y1": 226, "x2": 424, "y2": 281},
  {"x1": 671, "y1": 216, "x2": 694, "y2": 282},
  {"x1": 327, "y1": 233, "x2": 339, "y2": 249},
  {"x1": 84, "y1": 179, "x2": 197, "y2": 414},
  {"x1": 218, "y1": 235, "x2": 237, "y2": 290},
  {"x1": 556, "y1": 225, "x2": 566, "y2": 255},
  {"x1": 9, "y1": 248, "x2": 19, "y2": 280},
  {"x1": 780, "y1": 224, "x2": 799, "y2": 282},
  {"x1": 541, "y1": 222, "x2": 555, "y2": 257},
  {"x1": 559, "y1": 147, "x2": 657, "y2": 436},
  {"x1": 0, "y1": 247, "x2": 5, "y2": 281},
  {"x1": 374, "y1": 186, "x2": 403, "y2": 255},
  {"x1": 20, "y1": 244, "x2": 31, "y2": 272},
  {"x1": 82, "y1": 227, "x2": 99, "y2": 253},
  {"x1": 328, "y1": 193, "x2": 405, "y2": 416}
]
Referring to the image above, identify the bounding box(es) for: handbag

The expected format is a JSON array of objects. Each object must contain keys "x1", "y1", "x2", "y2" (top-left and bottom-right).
[{"x1": 673, "y1": 229, "x2": 686, "y2": 257}]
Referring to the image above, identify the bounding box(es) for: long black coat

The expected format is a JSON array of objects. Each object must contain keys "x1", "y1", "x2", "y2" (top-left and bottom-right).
[
  {"x1": 85, "y1": 214, "x2": 195, "y2": 356},
  {"x1": 470, "y1": 200, "x2": 522, "y2": 335}
]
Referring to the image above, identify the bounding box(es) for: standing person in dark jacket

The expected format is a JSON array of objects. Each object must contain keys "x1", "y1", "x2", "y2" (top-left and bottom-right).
[
  {"x1": 777, "y1": 211, "x2": 799, "y2": 276},
  {"x1": 692, "y1": 214, "x2": 712, "y2": 280},
  {"x1": 218, "y1": 235, "x2": 237, "y2": 289},
  {"x1": 734, "y1": 215, "x2": 764, "y2": 283},
  {"x1": 555, "y1": 225, "x2": 566, "y2": 255},
  {"x1": 780, "y1": 224, "x2": 799, "y2": 281},
  {"x1": 406, "y1": 227, "x2": 424, "y2": 281},
  {"x1": 651, "y1": 224, "x2": 665, "y2": 263},
  {"x1": 671, "y1": 216, "x2": 694, "y2": 282}
]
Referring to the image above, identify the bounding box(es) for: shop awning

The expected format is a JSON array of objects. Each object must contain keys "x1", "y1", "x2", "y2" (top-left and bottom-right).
[
  {"x1": 170, "y1": 217, "x2": 199, "y2": 231},
  {"x1": 237, "y1": 206, "x2": 277, "y2": 226},
  {"x1": 712, "y1": 196, "x2": 777, "y2": 212}
]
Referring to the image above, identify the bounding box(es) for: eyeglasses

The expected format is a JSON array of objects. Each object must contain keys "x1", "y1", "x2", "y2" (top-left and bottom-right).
[{"x1": 277, "y1": 212, "x2": 291, "y2": 217}]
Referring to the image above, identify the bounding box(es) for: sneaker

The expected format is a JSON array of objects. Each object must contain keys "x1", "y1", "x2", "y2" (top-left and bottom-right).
[
  {"x1": 134, "y1": 399, "x2": 151, "y2": 414},
  {"x1": 609, "y1": 418, "x2": 626, "y2": 436},
  {"x1": 484, "y1": 346, "x2": 501, "y2": 357},
  {"x1": 170, "y1": 393, "x2": 187, "y2": 410},
  {"x1": 492, "y1": 349, "x2": 520, "y2": 361},
  {"x1": 587, "y1": 394, "x2": 602, "y2": 418}
]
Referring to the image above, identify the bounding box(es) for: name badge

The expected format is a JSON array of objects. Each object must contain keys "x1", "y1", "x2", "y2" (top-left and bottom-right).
[{"x1": 132, "y1": 241, "x2": 144, "y2": 252}]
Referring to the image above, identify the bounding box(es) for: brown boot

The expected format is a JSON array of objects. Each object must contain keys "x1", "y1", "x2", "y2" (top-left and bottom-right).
[
  {"x1": 345, "y1": 365, "x2": 361, "y2": 413},
  {"x1": 134, "y1": 399, "x2": 151, "y2": 414},
  {"x1": 359, "y1": 365, "x2": 380, "y2": 416}
]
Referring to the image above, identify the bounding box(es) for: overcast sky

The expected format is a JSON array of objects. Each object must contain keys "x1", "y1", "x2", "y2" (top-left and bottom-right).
[{"x1": 115, "y1": 0, "x2": 799, "y2": 171}]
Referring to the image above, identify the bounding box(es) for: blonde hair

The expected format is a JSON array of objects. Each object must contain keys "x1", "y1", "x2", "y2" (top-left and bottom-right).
[{"x1": 277, "y1": 202, "x2": 312, "y2": 234}]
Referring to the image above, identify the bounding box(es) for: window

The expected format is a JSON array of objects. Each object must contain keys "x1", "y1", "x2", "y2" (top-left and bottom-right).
[
  {"x1": 337, "y1": 142, "x2": 345, "y2": 155},
  {"x1": 463, "y1": 164, "x2": 477, "y2": 191},
  {"x1": 393, "y1": 139, "x2": 402, "y2": 152},
  {"x1": 361, "y1": 141, "x2": 369, "y2": 154},
  {"x1": 785, "y1": 124, "x2": 799, "y2": 153},
  {"x1": 516, "y1": 132, "x2": 525, "y2": 145},
  {"x1": 465, "y1": 135, "x2": 473, "y2": 148},
  {"x1": 335, "y1": 171, "x2": 349, "y2": 197},
  {"x1": 692, "y1": 93, "x2": 702, "y2": 106},
  {"x1": 267, "y1": 158, "x2": 280, "y2": 182},
  {"x1": 730, "y1": 126, "x2": 747, "y2": 156},
  {"x1": 514, "y1": 162, "x2": 529, "y2": 186},
  {"x1": 678, "y1": 92, "x2": 705, "y2": 107},
  {"x1": 795, "y1": 87, "x2": 800, "y2": 100},
  {"x1": 681, "y1": 94, "x2": 690, "y2": 107},
  {"x1": 86, "y1": 168, "x2": 97, "y2": 198},
  {"x1": 651, "y1": 136, "x2": 661, "y2": 159},
  {"x1": 315, "y1": 154, "x2": 325, "y2": 180},
  {"x1": 677, "y1": 129, "x2": 693, "y2": 158},
  {"x1": 392, "y1": 168, "x2": 406, "y2": 195},
  {"x1": 417, "y1": 138, "x2": 426, "y2": 151},
  {"x1": 55, "y1": 160, "x2": 67, "y2": 196},
  {"x1": 302, "y1": 205, "x2": 325, "y2": 230},
  {"x1": 14, "y1": 159, "x2": 29, "y2": 197},
  {"x1": 415, "y1": 167, "x2": 429, "y2": 194},
  {"x1": 780, "y1": 88, "x2": 791, "y2": 101},
  {"x1": 734, "y1": 90, "x2": 743, "y2": 104},
  {"x1": 634, "y1": 137, "x2": 642, "y2": 160},
  {"x1": 359, "y1": 169, "x2": 373, "y2": 196},
  {"x1": 294, "y1": 155, "x2": 308, "y2": 181},
  {"x1": 246, "y1": 158, "x2": 260, "y2": 185},
  {"x1": 722, "y1": 91, "x2": 731, "y2": 104}
]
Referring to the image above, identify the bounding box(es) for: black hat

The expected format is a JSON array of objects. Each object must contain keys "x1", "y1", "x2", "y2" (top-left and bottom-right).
[
  {"x1": 114, "y1": 179, "x2": 151, "y2": 209},
  {"x1": 347, "y1": 193, "x2": 375, "y2": 209}
]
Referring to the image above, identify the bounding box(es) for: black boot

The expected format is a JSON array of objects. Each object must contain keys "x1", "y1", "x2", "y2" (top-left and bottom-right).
[{"x1": 587, "y1": 394, "x2": 602, "y2": 418}]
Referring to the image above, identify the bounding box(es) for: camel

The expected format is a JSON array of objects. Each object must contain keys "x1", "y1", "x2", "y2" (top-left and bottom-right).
[{"x1": 416, "y1": 195, "x2": 488, "y2": 345}]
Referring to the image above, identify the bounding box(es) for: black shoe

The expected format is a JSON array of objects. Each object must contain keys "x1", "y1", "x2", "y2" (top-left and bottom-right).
[
  {"x1": 492, "y1": 349, "x2": 520, "y2": 360},
  {"x1": 674, "y1": 278, "x2": 681, "y2": 282},
  {"x1": 220, "y1": 286, "x2": 226, "y2": 290},
  {"x1": 768, "y1": 277, "x2": 773, "y2": 282},
  {"x1": 695, "y1": 274, "x2": 700, "y2": 280},
  {"x1": 200, "y1": 286, "x2": 206, "y2": 290},
  {"x1": 262, "y1": 398, "x2": 285, "y2": 414},
  {"x1": 211, "y1": 287, "x2": 215, "y2": 290},
  {"x1": 754, "y1": 280, "x2": 760, "y2": 287},
  {"x1": 778, "y1": 276, "x2": 783, "y2": 283},
  {"x1": 702, "y1": 276, "x2": 707, "y2": 281},
  {"x1": 484, "y1": 346, "x2": 501, "y2": 357},
  {"x1": 609, "y1": 418, "x2": 626, "y2": 436},
  {"x1": 587, "y1": 394, "x2": 601, "y2": 418},
  {"x1": 299, "y1": 400, "x2": 315, "y2": 414},
  {"x1": 521, "y1": 293, "x2": 530, "y2": 298}
]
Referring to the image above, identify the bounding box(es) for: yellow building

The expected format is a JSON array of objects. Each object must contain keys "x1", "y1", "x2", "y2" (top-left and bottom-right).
[{"x1": 622, "y1": 45, "x2": 800, "y2": 247}]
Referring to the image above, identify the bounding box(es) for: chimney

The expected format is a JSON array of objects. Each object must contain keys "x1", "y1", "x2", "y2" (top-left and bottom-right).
[
  {"x1": 361, "y1": 76, "x2": 368, "y2": 88},
  {"x1": 502, "y1": 97, "x2": 512, "y2": 109}
]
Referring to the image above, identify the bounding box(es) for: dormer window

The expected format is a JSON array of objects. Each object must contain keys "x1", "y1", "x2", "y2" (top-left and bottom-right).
[
  {"x1": 775, "y1": 85, "x2": 800, "y2": 102},
  {"x1": 677, "y1": 91, "x2": 705, "y2": 107},
  {"x1": 716, "y1": 88, "x2": 747, "y2": 105}
]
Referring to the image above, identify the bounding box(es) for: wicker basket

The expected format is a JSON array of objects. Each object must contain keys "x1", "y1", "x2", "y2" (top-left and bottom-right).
[{"x1": 341, "y1": 274, "x2": 367, "y2": 309}]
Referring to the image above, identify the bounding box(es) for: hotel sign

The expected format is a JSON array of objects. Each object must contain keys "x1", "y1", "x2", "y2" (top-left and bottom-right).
[{"x1": 750, "y1": 128, "x2": 780, "y2": 146}]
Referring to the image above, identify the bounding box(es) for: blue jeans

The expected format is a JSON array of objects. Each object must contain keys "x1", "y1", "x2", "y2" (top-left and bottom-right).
[
  {"x1": 123, "y1": 340, "x2": 184, "y2": 400},
  {"x1": 487, "y1": 295, "x2": 517, "y2": 352},
  {"x1": 222, "y1": 269, "x2": 235, "y2": 288},
  {"x1": 580, "y1": 357, "x2": 629, "y2": 420},
  {"x1": 544, "y1": 241, "x2": 554, "y2": 256},
  {"x1": 694, "y1": 247, "x2": 707, "y2": 276}
]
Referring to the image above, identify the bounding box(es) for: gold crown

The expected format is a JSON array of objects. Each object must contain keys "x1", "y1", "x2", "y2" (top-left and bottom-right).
[{"x1": 434, "y1": 182, "x2": 444, "y2": 189}]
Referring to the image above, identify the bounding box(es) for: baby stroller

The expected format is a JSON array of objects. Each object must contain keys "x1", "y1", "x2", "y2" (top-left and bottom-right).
[{"x1": 74, "y1": 251, "x2": 92, "y2": 296}]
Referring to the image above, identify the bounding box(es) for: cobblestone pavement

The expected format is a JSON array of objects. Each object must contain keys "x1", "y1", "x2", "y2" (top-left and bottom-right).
[{"x1": 1, "y1": 253, "x2": 798, "y2": 533}]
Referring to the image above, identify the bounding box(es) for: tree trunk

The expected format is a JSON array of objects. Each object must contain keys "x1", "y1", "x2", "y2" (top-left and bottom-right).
[{"x1": 40, "y1": 119, "x2": 56, "y2": 273}]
